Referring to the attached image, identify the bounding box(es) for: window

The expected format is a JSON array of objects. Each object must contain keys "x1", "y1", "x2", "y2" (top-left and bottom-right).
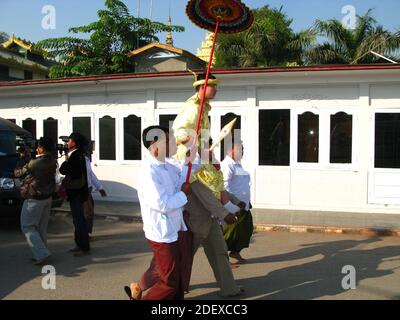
[
  {"x1": 0, "y1": 131, "x2": 16, "y2": 155},
  {"x1": 298, "y1": 112, "x2": 319, "y2": 163},
  {"x1": 99, "y1": 116, "x2": 116, "y2": 160},
  {"x1": 259, "y1": 110, "x2": 290, "y2": 166},
  {"x1": 220, "y1": 113, "x2": 241, "y2": 160},
  {"x1": 22, "y1": 118, "x2": 36, "y2": 139},
  {"x1": 330, "y1": 112, "x2": 352, "y2": 164},
  {"x1": 159, "y1": 114, "x2": 177, "y2": 130},
  {"x1": 375, "y1": 113, "x2": 400, "y2": 169},
  {"x1": 73, "y1": 117, "x2": 91, "y2": 142},
  {"x1": 24, "y1": 70, "x2": 33, "y2": 80},
  {"x1": 124, "y1": 115, "x2": 141, "y2": 160},
  {"x1": 43, "y1": 118, "x2": 58, "y2": 144}
]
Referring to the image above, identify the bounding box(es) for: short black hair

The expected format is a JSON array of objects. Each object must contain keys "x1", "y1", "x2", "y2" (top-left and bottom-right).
[
  {"x1": 195, "y1": 73, "x2": 217, "y2": 91},
  {"x1": 38, "y1": 137, "x2": 55, "y2": 152},
  {"x1": 142, "y1": 126, "x2": 169, "y2": 149},
  {"x1": 68, "y1": 132, "x2": 88, "y2": 149}
]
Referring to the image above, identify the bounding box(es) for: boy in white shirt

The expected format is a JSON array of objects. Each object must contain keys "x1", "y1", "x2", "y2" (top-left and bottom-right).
[{"x1": 124, "y1": 126, "x2": 192, "y2": 300}]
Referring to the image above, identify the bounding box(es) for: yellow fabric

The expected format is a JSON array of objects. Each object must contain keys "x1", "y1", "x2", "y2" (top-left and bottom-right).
[
  {"x1": 194, "y1": 164, "x2": 225, "y2": 200},
  {"x1": 172, "y1": 93, "x2": 226, "y2": 200},
  {"x1": 173, "y1": 94, "x2": 211, "y2": 160}
]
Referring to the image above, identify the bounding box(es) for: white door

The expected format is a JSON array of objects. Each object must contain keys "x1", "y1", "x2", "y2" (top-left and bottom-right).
[{"x1": 368, "y1": 110, "x2": 400, "y2": 205}]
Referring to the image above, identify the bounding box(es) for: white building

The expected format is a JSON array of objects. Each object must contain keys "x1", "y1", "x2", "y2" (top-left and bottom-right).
[{"x1": 1, "y1": 64, "x2": 400, "y2": 216}]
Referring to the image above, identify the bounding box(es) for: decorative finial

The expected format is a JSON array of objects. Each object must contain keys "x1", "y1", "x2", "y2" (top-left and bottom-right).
[{"x1": 166, "y1": 16, "x2": 174, "y2": 47}]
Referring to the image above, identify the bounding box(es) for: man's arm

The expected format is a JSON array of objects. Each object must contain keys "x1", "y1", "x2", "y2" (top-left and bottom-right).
[
  {"x1": 14, "y1": 162, "x2": 30, "y2": 178},
  {"x1": 191, "y1": 181, "x2": 229, "y2": 221}
]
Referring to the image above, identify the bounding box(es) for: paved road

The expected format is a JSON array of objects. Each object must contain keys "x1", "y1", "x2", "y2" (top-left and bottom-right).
[{"x1": 1, "y1": 214, "x2": 400, "y2": 300}]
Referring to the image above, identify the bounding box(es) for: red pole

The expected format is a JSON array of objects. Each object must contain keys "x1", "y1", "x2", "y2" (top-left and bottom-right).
[{"x1": 185, "y1": 19, "x2": 221, "y2": 183}]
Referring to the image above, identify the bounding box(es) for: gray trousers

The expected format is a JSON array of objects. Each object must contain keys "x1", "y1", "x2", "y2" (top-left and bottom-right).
[
  {"x1": 193, "y1": 219, "x2": 240, "y2": 297},
  {"x1": 20, "y1": 197, "x2": 52, "y2": 261}
]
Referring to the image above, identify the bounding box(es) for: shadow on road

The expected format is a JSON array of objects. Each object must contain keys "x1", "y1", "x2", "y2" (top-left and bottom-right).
[
  {"x1": 0, "y1": 215, "x2": 150, "y2": 299},
  {"x1": 189, "y1": 237, "x2": 400, "y2": 300}
]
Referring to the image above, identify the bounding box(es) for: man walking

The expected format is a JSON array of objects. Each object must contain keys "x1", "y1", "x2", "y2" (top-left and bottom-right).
[{"x1": 15, "y1": 137, "x2": 57, "y2": 265}]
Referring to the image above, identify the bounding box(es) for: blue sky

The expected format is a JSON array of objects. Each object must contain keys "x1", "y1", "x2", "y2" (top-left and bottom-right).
[{"x1": 0, "y1": 0, "x2": 399, "y2": 54}]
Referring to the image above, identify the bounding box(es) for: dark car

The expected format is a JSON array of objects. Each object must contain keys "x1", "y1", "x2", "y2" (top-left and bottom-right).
[{"x1": 0, "y1": 118, "x2": 63, "y2": 221}]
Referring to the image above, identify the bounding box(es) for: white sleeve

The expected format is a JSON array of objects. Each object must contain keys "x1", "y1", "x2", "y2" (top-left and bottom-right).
[
  {"x1": 90, "y1": 169, "x2": 103, "y2": 191},
  {"x1": 221, "y1": 161, "x2": 235, "y2": 190},
  {"x1": 141, "y1": 169, "x2": 187, "y2": 214}
]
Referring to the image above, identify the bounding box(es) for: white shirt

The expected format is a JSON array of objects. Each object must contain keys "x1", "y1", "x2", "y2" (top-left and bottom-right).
[
  {"x1": 221, "y1": 155, "x2": 251, "y2": 211},
  {"x1": 67, "y1": 148, "x2": 78, "y2": 158},
  {"x1": 138, "y1": 152, "x2": 188, "y2": 243},
  {"x1": 85, "y1": 157, "x2": 103, "y2": 191}
]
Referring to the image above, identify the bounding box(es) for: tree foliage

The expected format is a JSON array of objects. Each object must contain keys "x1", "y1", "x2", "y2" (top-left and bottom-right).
[
  {"x1": 0, "y1": 32, "x2": 9, "y2": 44},
  {"x1": 306, "y1": 9, "x2": 400, "y2": 64},
  {"x1": 215, "y1": 6, "x2": 316, "y2": 68},
  {"x1": 36, "y1": 0, "x2": 184, "y2": 77}
]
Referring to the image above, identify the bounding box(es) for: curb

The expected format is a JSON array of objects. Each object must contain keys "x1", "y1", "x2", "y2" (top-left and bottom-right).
[
  {"x1": 51, "y1": 208, "x2": 400, "y2": 237},
  {"x1": 254, "y1": 224, "x2": 400, "y2": 237}
]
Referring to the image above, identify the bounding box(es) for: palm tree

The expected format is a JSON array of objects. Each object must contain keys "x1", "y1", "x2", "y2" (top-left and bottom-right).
[
  {"x1": 215, "y1": 6, "x2": 316, "y2": 68},
  {"x1": 306, "y1": 9, "x2": 400, "y2": 65}
]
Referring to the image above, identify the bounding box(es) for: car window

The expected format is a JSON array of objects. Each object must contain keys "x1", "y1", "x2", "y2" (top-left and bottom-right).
[{"x1": 0, "y1": 131, "x2": 17, "y2": 155}]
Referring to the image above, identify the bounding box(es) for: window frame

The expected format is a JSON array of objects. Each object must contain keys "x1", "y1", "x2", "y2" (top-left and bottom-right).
[
  {"x1": 292, "y1": 108, "x2": 321, "y2": 169},
  {"x1": 257, "y1": 108, "x2": 291, "y2": 167},
  {"x1": 324, "y1": 108, "x2": 358, "y2": 170},
  {"x1": 257, "y1": 106, "x2": 358, "y2": 170},
  {"x1": 119, "y1": 111, "x2": 145, "y2": 165},
  {"x1": 370, "y1": 108, "x2": 400, "y2": 171},
  {"x1": 95, "y1": 112, "x2": 119, "y2": 165}
]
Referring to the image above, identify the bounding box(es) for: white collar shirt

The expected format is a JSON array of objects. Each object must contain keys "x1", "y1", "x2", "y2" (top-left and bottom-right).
[
  {"x1": 138, "y1": 152, "x2": 188, "y2": 243},
  {"x1": 221, "y1": 155, "x2": 251, "y2": 211}
]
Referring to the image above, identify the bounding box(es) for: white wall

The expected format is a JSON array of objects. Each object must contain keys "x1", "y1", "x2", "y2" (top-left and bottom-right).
[{"x1": 1, "y1": 69, "x2": 400, "y2": 214}]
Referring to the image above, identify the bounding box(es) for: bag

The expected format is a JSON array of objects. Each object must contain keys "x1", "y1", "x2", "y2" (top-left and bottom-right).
[{"x1": 57, "y1": 176, "x2": 70, "y2": 200}]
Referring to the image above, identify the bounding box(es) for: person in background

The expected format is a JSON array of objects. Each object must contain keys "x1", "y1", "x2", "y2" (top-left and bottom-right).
[
  {"x1": 15, "y1": 137, "x2": 57, "y2": 265},
  {"x1": 221, "y1": 140, "x2": 253, "y2": 264},
  {"x1": 16, "y1": 146, "x2": 31, "y2": 168},
  {"x1": 59, "y1": 133, "x2": 90, "y2": 256},
  {"x1": 84, "y1": 154, "x2": 107, "y2": 240}
]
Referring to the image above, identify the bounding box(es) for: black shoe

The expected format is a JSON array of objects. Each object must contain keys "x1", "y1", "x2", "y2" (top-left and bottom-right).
[
  {"x1": 124, "y1": 286, "x2": 133, "y2": 300},
  {"x1": 73, "y1": 250, "x2": 90, "y2": 257},
  {"x1": 33, "y1": 255, "x2": 51, "y2": 266},
  {"x1": 69, "y1": 247, "x2": 81, "y2": 253}
]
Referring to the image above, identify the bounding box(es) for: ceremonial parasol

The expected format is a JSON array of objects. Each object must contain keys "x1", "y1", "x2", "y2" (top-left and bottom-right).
[{"x1": 185, "y1": 0, "x2": 253, "y2": 182}]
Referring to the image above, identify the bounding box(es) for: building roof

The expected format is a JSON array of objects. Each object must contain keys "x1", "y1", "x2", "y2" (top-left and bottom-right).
[
  {"x1": 0, "y1": 34, "x2": 56, "y2": 74},
  {"x1": 0, "y1": 47, "x2": 51, "y2": 73},
  {"x1": 1, "y1": 64, "x2": 400, "y2": 88},
  {"x1": 128, "y1": 42, "x2": 206, "y2": 66},
  {"x1": 1, "y1": 34, "x2": 46, "y2": 55}
]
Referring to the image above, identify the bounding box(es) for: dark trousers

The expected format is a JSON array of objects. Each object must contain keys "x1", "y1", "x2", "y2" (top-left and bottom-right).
[
  {"x1": 83, "y1": 190, "x2": 95, "y2": 234},
  {"x1": 141, "y1": 239, "x2": 183, "y2": 300},
  {"x1": 139, "y1": 231, "x2": 193, "y2": 295},
  {"x1": 69, "y1": 196, "x2": 90, "y2": 252}
]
